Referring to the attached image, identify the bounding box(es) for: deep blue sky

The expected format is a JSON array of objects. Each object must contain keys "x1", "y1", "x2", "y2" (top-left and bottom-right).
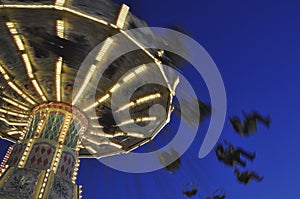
[{"x1": 1, "y1": 0, "x2": 300, "y2": 198}]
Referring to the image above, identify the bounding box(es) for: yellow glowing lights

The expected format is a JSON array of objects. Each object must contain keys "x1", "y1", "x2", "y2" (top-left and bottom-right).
[
  {"x1": 0, "y1": 108, "x2": 28, "y2": 118},
  {"x1": 55, "y1": 57, "x2": 63, "y2": 102},
  {"x1": 116, "y1": 93, "x2": 161, "y2": 112},
  {"x1": 73, "y1": 38, "x2": 113, "y2": 105},
  {"x1": 83, "y1": 94, "x2": 109, "y2": 112},
  {"x1": 0, "y1": 117, "x2": 27, "y2": 127},
  {"x1": 1, "y1": 97, "x2": 29, "y2": 111},
  {"x1": 116, "y1": 4, "x2": 129, "y2": 29},
  {"x1": 56, "y1": 20, "x2": 64, "y2": 38},
  {"x1": 18, "y1": 139, "x2": 33, "y2": 168},
  {"x1": 38, "y1": 169, "x2": 51, "y2": 199}
]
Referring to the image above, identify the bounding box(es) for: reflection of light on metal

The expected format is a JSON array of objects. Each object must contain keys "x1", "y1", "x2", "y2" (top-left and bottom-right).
[
  {"x1": 55, "y1": 57, "x2": 63, "y2": 102},
  {"x1": 83, "y1": 93, "x2": 110, "y2": 112},
  {"x1": 0, "y1": 108, "x2": 28, "y2": 118},
  {"x1": 116, "y1": 4, "x2": 129, "y2": 29},
  {"x1": 1, "y1": 97, "x2": 29, "y2": 111},
  {"x1": 117, "y1": 93, "x2": 161, "y2": 112},
  {"x1": 0, "y1": 117, "x2": 27, "y2": 126}
]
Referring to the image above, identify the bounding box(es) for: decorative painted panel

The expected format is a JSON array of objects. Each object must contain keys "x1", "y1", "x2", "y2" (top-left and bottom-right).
[
  {"x1": 0, "y1": 168, "x2": 39, "y2": 199},
  {"x1": 49, "y1": 175, "x2": 75, "y2": 199},
  {"x1": 7, "y1": 144, "x2": 25, "y2": 167},
  {"x1": 41, "y1": 112, "x2": 64, "y2": 141},
  {"x1": 64, "y1": 120, "x2": 80, "y2": 149},
  {"x1": 56, "y1": 152, "x2": 75, "y2": 181},
  {"x1": 25, "y1": 142, "x2": 55, "y2": 170}
]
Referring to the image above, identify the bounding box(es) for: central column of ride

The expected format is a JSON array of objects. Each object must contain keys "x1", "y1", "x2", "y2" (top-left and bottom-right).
[{"x1": 0, "y1": 102, "x2": 88, "y2": 199}]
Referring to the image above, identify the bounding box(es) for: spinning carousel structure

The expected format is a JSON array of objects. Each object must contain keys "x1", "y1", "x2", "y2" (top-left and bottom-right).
[{"x1": 0, "y1": 0, "x2": 179, "y2": 198}]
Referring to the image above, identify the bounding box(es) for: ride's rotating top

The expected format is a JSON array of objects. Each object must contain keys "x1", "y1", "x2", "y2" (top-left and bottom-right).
[{"x1": 0, "y1": 0, "x2": 181, "y2": 159}]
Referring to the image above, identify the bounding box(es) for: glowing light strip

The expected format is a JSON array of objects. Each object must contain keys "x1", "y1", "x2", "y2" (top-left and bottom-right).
[
  {"x1": 1, "y1": 97, "x2": 29, "y2": 111},
  {"x1": 0, "y1": 117, "x2": 27, "y2": 126},
  {"x1": 72, "y1": 159, "x2": 80, "y2": 184},
  {"x1": 116, "y1": 4, "x2": 129, "y2": 29},
  {"x1": 8, "y1": 82, "x2": 36, "y2": 105},
  {"x1": 7, "y1": 131, "x2": 23, "y2": 135},
  {"x1": 56, "y1": 20, "x2": 64, "y2": 38},
  {"x1": 72, "y1": 39, "x2": 112, "y2": 106},
  {"x1": 92, "y1": 131, "x2": 145, "y2": 138},
  {"x1": 95, "y1": 37, "x2": 114, "y2": 61},
  {"x1": 0, "y1": 108, "x2": 28, "y2": 118},
  {"x1": 7, "y1": 130, "x2": 24, "y2": 135},
  {"x1": 52, "y1": 144, "x2": 63, "y2": 173},
  {"x1": 117, "y1": 93, "x2": 161, "y2": 112},
  {"x1": 13, "y1": 35, "x2": 25, "y2": 51},
  {"x1": 72, "y1": 64, "x2": 96, "y2": 105},
  {"x1": 6, "y1": 22, "x2": 47, "y2": 102},
  {"x1": 38, "y1": 169, "x2": 51, "y2": 199},
  {"x1": 55, "y1": 57, "x2": 63, "y2": 102},
  {"x1": 122, "y1": 72, "x2": 135, "y2": 82},
  {"x1": 0, "y1": 64, "x2": 36, "y2": 105},
  {"x1": 6, "y1": 22, "x2": 25, "y2": 51},
  {"x1": 109, "y1": 83, "x2": 120, "y2": 93},
  {"x1": 1, "y1": 5, "x2": 109, "y2": 26},
  {"x1": 117, "y1": 102, "x2": 134, "y2": 112},
  {"x1": 85, "y1": 137, "x2": 123, "y2": 149},
  {"x1": 21, "y1": 53, "x2": 47, "y2": 101},
  {"x1": 83, "y1": 93, "x2": 109, "y2": 112},
  {"x1": 136, "y1": 93, "x2": 161, "y2": 104},
  {"x1": 18, "y1": 138, "x2": 33, "y2": 167},
  {"x1": 116, "y1": 117, "x2": 157, "y2": 127},
  {"x1": 21, "y1": 53, "x2": 34, "y2": 78}
]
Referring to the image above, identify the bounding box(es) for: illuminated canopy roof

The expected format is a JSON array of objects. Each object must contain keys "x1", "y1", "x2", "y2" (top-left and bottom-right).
[{"x1": 0, "y1": 0, "x2": 179, "y2": 158}]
